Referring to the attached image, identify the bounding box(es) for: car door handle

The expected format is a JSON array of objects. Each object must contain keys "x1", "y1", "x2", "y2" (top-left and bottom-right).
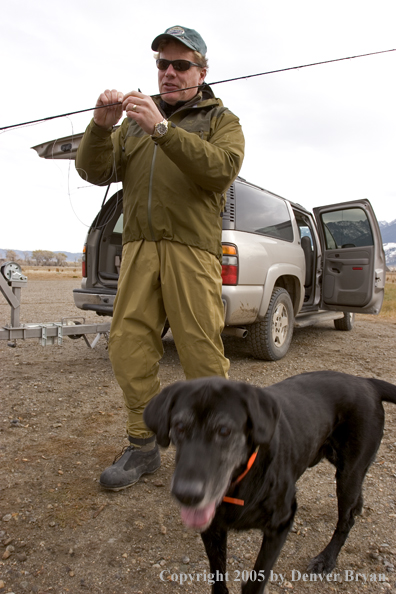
[{"x1": 327, "y1": 257, "x2": 369, "y2": 265}]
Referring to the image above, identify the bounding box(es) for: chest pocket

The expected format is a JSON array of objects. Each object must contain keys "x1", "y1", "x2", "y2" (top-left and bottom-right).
[
  {"x1": 122, "y1": 120, "x2": 152, "y2": 164},
  {"x1": 177, "y1": 106, "x2": 228, "y2": 141}
]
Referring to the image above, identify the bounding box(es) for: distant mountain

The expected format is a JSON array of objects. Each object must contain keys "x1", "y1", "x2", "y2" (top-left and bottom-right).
[
  {"x1": 379, "y1": 220, "x2": 396, "y2": 267},
  {"x1": 0, "y1": 249, "x2": 82, "y2": 263},
  {"x1": 379, "y1": 220, "x2": 396, "y2": 243},
  {"x1": 383, "y1": 243, "x2": 396, "y2": 266}
]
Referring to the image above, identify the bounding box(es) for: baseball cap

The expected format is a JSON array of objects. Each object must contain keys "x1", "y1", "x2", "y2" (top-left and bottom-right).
[{"x1": 151, "y1": 26, "x2": 207, "y2": 56}]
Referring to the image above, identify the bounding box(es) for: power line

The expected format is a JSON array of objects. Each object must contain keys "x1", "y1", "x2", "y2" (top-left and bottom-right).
[{"x1": 1, "y1": 48, "x2": 395, "y2": 132}]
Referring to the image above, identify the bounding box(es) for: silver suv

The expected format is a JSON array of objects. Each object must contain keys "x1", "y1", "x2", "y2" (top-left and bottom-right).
[{"x1": 33, "y1": 135, "x2": 385, "y2": 360}]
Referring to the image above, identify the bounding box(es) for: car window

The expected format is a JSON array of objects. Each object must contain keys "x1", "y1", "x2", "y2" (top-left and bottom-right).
[
  {"x1": 320, "y1": 207, "x2": 374, "y2": 249},
  {"x1": 113, "y1": 214, "x2": 123, "y2": 235},
  {"x1": 299, "y1": 225, "x2": 313, "y2": 248},
  {"x1": 236, "y1": 185, "x2": 293, "y2": 241}
]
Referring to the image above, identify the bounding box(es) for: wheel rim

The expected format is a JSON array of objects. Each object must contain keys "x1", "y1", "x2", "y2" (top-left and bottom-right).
[{"x1": 272, "y1": 303, "x2": 289, "y2": 348}]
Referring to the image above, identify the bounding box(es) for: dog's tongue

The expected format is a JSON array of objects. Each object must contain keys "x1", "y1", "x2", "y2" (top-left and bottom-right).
[{"x1": 180, "y1": 502, "x2": 216, "y2": 529}]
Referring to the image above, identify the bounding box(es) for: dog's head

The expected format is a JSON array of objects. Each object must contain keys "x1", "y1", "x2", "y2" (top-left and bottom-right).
[{"x1": 143, "y1": 377, "x2": 280, "y2": 531}]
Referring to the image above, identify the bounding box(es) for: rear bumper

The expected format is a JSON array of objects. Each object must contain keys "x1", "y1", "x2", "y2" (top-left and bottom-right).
[
  {"x1": 73, "y1": 288, "x2": 116, "y2": 316},
  {"x1": 222, "y1": 286, "x2": 263, "y2": 325}
]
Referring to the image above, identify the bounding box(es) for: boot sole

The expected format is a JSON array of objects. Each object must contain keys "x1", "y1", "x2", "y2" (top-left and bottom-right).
[{"x1": 99, "y1": 465, "x2": 161, "y2": 491}]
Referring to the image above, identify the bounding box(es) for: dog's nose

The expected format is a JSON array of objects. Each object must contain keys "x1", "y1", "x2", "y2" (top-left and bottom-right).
[{"x1": 172, "y1": 478, "x2": 205, "y2": 506}]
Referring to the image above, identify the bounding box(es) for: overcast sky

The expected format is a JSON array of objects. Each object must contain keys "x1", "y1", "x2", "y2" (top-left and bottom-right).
[{"x1": 1, "y1": 0, "x2": 395, "y2": 253}]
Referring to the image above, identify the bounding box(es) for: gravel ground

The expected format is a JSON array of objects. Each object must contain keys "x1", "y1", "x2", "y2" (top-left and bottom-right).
[{"x1": 0, "y1": 278, "x2": 395, "y2": 594}]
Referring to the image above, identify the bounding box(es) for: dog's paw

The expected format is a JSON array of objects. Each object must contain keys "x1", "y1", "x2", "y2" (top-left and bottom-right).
[
  {"x1": 241, "y1": 579, "x2": 269, "y2": 594},
  {"x1": 307, "y1": 553, "x2": 336, "y2": 575}
]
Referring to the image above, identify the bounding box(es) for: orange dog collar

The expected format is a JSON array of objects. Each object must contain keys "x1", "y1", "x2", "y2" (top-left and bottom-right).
[{"x1": 223, "y1": 446, "x2": 259, "y2": 506}]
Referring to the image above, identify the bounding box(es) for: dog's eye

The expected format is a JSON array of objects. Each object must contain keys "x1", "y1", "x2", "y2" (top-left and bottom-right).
[
  {"x1": 218, "y1": 426, "x2": 231, "y2": 438},
  {"x1": 173, "y1": 422, "x2": 186, "y2": 436}
]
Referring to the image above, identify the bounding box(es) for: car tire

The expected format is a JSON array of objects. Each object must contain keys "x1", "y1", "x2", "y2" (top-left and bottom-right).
[
  {"x1": 334, "y1": 312, "x2": 355, "y2": 331},
  {"x1": 247, "y1": 287, "x2": 294, "y2": 361}
]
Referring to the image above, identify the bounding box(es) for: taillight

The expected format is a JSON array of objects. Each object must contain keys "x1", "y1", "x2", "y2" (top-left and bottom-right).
[
  {"x1": 82, "y1": 245, "x2": 87, "y2": 278},
  {"x1": 222, "y1": 244, "x2": 238, "y2": 285}
]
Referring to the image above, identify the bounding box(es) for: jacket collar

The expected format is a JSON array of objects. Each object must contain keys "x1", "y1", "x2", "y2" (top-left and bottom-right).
[{"x1": 154, "y1": 84, "x2": 219, "y2": 117}]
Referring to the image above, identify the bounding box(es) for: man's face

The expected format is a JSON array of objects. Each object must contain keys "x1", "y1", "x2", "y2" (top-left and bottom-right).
[{"x1": 158, "y1": 41, "x2": 207, "y2": 105}]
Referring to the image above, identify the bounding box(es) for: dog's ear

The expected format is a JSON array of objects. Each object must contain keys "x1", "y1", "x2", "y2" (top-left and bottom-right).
[
  {"x1": 143, "y1": 383, "x2": 180, "y2": 447},
  {"x1": 242, "y1": 385, "x2": 281, "y2": 445}
]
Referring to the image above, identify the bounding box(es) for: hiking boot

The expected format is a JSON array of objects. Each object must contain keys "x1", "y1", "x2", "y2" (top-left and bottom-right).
[{"x1": 99, "y1": 439, "x2": 161, "y2": 491}]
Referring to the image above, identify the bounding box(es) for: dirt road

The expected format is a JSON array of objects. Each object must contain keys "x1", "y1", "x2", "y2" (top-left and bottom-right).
[{"x1": 1, "y1": 279, "x2": 395, "y2": 594}]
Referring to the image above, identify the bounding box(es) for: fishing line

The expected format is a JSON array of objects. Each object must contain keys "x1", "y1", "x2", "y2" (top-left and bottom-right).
[
  {"x1": 42, "y1": 115, "x2": 122, "y2": 230},
  {"x1": 70, "y1": 135, "x2": 123, "y2": 231},
  {"x1": 2, "y1": 47, "x2": 395, "y2": 233},
  {"x1": 1, "y1": 48, "x2": 395, "y2": 132}
]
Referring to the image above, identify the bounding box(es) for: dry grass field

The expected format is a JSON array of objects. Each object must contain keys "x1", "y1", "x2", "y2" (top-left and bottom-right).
[
  {"x1": 382, "y1": 273, "x2": 396, "y2": 319},
  {"x1": 19, "y1": 266, "x2": 82, "y2": 281}
]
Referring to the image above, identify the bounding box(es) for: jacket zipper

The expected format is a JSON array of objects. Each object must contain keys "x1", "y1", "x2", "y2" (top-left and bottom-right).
[
  {"x1": 147, "y1": 144, "x2": 158, "y2": 241},
  {"x1": 146, "y1": 94, "x2": 208, "y2": 241}
]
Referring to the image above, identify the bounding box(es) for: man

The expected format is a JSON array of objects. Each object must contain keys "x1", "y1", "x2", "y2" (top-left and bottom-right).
[{"x1": 76, "y1": 26, "x2": 245, "y2": 490}]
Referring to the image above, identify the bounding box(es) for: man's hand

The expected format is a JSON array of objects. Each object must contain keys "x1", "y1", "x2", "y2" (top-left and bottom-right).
[
  {"x1": 123, "y1": 91, "x2": 164, "y2": 135},
  {"x1": 93, "y1": 89, "x2": 124, "y2": 130}
]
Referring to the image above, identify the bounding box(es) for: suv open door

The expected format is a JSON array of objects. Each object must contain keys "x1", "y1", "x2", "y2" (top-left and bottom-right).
[{"x1": 313, "y1": 199, "x2": 385, "y2": 314}]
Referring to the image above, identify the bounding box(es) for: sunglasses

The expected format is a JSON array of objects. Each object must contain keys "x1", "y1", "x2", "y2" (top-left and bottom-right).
[{"x1": 156, "y1": 59, "x2": 203, "y2": 72}]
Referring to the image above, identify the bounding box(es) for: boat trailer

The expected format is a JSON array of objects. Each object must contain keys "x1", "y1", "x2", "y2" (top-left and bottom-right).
[{"x1": 0, "y1": 262, "x2": 110, "y2": 348}]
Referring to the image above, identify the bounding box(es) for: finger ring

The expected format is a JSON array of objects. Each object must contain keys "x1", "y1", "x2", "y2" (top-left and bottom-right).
[{"x1": 132, "y1": 104, "x2": 137, "y2": 112}]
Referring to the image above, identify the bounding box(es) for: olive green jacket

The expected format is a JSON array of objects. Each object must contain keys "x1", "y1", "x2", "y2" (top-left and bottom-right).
[{"x1": 75, "y1": 85, "x2": 245, "y2": 259}]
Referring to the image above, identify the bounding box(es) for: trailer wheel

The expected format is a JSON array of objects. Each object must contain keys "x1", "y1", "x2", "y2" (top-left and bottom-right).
[
  {"x1": 247, "y1": 288, "x2": 294, "y2": 361},
  {"x1": 334, "y1": 312, "x2": 355, "y2": 331}
]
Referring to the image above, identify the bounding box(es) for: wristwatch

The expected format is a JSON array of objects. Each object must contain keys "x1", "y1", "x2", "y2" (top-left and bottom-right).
[{"x1": 152, "y1": 119, "x2": 169, "y2": 138}]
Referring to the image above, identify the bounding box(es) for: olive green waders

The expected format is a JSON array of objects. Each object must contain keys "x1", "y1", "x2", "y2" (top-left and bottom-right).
[{"x1": 108, "y1": 239, "x2": 229, "y2": 439}]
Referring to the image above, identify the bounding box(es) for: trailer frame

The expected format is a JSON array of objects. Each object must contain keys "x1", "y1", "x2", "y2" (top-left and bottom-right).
[{"x1": 0, "y1": 262, "x2": 110, "y2": 348}]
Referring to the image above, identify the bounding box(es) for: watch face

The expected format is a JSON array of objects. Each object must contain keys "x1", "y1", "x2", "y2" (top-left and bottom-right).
[{"x1": 155, "y1": 121, "x2": 168, "y2": 137}]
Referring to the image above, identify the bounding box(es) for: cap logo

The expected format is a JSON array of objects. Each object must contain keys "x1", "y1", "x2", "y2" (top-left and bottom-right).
[{"x1": 166, "y1": 26, "x2": 185, "y2": 37}]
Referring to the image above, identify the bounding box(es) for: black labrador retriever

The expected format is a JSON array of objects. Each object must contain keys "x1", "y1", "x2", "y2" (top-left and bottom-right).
[{"x1": 143, "y1": 371, "x2": 396, "y2": 594}]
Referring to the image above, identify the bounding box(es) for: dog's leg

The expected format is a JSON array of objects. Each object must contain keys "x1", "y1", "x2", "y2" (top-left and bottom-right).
[
  {"x1": 241, "y1": 519, "x2": 295, "y2": 594},
  {"x1": 240, "y1": 499, "x2": 297, "y2": 594},
  {"x1": 308, "y1": 467, "x2": 366, "y2": 574},
  {"x1": 201, "y1": 524, "x2": 229, "y2": 594}
]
